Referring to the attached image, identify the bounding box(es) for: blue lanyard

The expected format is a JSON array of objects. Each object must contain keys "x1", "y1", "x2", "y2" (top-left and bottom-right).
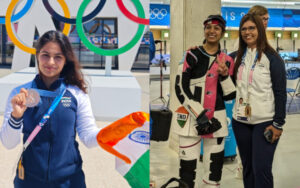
[
  {"x1": 37, "y1": 83, "x2": 66, "y2": 127},
  {"x1": 238, "y1": 50, "x2": 259, "y2": 103},
  {"x1": 239, "y1": 50, "x2": 259, "y2": 81},
  {"x1": 23, "y1": 81, "x2": 66, "y2": 150},
  {"x1": 241, "y1": 50, "x2": 259, "y2": 70},
  {"x1": 31, "y1": 79, "x2": 65, "y2": 98}
]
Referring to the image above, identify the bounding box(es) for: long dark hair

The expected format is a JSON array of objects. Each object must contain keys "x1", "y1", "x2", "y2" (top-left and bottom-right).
[
  {"x1": 233, "y1": 14, "x2": 277, "y2": 79},
  {"x1": 35, "y1": 30, "x2": 87, "y2": 93}
]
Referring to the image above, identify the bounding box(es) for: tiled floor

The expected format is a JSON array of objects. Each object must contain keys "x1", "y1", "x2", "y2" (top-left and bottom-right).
[{"x1": 150, "y1": 78, "x2": 300, "y2": 188}]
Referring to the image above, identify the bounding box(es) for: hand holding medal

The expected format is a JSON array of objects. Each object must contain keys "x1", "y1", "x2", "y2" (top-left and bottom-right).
[
  {"x1": 26, "y1": 89, "x2": 40, "y2": 107},
  {"x1": 11, "y1": 88, "x2": 40, "y2": 119}
]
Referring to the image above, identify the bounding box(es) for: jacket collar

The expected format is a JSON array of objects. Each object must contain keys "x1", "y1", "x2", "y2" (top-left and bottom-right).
[
  {"x1": 34, "y1": 75, "x2": 64, "y2": 91},
  {"x1": 200, "y1": 45, "x2": 221, "y2": 57}
]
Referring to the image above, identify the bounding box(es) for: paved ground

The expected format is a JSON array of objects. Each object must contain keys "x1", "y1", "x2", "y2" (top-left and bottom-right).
[
  {"x1": 0, "y1": 120, "x2": 131, "y2": 188},
  {"x1": 150, "y1": 78, "x2": 300, "y2": 188},
  {"x1": 150, "y1": 114, "x2": 300, "y2": 188}
]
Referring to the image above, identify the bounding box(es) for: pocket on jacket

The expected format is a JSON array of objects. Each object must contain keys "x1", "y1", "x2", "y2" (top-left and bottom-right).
[{"x1": 194, "y1": 86, "x2": 202, "y2": 103}]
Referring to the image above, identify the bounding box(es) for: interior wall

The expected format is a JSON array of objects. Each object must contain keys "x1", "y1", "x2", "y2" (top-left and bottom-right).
[
  {"x1": 151, "y1": 29, "x2": 171, "y2": 54},
  {"x1": 221, "y1": 30, "x2": 300, "y2": 53},
  {"x1": 153, "y1": 28, "x2": 300, "y2": 55}
]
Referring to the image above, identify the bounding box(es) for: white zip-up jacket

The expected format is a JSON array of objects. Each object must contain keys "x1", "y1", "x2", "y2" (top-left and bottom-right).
[{"x1": 231, "y1": 48, "x2": 286, "y2": 127}]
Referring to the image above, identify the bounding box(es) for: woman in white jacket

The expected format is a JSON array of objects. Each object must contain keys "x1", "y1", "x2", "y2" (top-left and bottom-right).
[{"x1": 230, "y1": 14, "x2": 286, "y2": 188}]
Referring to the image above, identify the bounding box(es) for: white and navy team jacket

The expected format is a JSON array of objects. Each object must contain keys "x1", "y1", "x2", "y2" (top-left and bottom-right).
[
  {"x1": 0, "y1": 75, "x2": 100, "y2": 181},
  {"x1": 230, "y1": 48, "x2": 287, "y2": 128},
  {"x1": 173, "y1": 46, "x2": 236, "y2": 138}
]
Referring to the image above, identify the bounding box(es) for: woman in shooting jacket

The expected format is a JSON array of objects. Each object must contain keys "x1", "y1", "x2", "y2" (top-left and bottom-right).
[{"x1": 173, "y1": 15, "x2": 236, "y2": 188}]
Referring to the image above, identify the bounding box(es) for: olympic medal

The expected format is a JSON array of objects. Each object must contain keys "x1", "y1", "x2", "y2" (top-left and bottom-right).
[{"x1": 26, "y1": 89, "x2": 40, "y2": 107}]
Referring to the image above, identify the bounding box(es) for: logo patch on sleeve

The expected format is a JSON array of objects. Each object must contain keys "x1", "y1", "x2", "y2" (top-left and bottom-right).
[
  {"x1": 176, "y1": 106, "x2": 189, "y2": 128},
  {"x1": 61, "y1": 97, "x2": 72, "y2": 107}
]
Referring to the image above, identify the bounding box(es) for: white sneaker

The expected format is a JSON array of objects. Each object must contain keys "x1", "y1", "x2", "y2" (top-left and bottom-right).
[
  {"x1": 235, "y1": 167, "x2": 243, "y2": 179},
  {"x1": 202, "y1": 179, "x2": 220, "y2": 188}
]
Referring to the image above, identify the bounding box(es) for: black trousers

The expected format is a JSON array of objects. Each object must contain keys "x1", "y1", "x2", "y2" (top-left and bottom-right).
[{"x1": 232, "y1": 119, "x2": 279, "y2": 188}]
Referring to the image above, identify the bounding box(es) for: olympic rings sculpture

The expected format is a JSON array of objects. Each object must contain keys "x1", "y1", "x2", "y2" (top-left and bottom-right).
[
  {"x1": 76, "y1": 0, "x2": 145, "y2": 56},
  {"x1": 5, "y1": 0, "x2": 71, "y2": 54},
  {"x1": 150, "y1": 8, "x2": 168, "y2": 20},
  {"x1": 42, "y1": 0, "x2": 106, "y2": 24},
  {"x1": 3, "y1": 0, "x2": 149, "y2": 56},
  {"x1": 116, "y1": 0, "x2": 149, "y2": 25},
  {"x1": 0, "y1": 0, "x2": 33, "y2": 24}
]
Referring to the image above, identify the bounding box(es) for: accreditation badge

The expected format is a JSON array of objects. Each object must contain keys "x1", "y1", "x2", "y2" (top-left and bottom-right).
[
  {"x1": 236, "y1": 99, "x2": 250, "y2": 121},
  {"x1": 175, "y1": 106, "x2": 189, "y2": 128},
  {"x1": 245, "y1": 104, "x2": 252, "y2": 117}
]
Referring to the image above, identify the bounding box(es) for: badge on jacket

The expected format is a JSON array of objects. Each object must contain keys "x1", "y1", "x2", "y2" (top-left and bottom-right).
[
  {"x1": 61, "y1": 97, "x2": 72, "y2": 107},
  {"x1": 236, "y1": 98, "x2": 251, "y2": 121},
  {"x1": 176, "y1": 106, "x2": 189, "y2": 128}
]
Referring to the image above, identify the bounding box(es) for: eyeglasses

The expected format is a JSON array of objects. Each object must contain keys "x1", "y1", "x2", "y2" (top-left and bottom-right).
[
  {"x1": 241, "y1": 26, "x2": 256, "y2": 33},
  {"x1": 38, "y1": 52, "x2": 65, "y2": 64}
]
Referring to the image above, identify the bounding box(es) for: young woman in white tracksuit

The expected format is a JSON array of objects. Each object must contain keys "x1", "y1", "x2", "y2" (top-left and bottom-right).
[
  {"x1": 173, "y1": 15, "x2": 236, "y2": 188},
  {"x1": 230, "y1": 14, "x2": 286, "y2": 188}
]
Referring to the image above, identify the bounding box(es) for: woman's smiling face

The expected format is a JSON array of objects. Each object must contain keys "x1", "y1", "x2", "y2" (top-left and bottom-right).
[
  {"x1": 37, "y1": 41, "x2": 66, "y2": 80},
  {"x1": 204, "y1": 23, "x2": 223, "y2": 44},
  {"x1": 241, "y1": 20, "x2": 258, "y2": 49}
]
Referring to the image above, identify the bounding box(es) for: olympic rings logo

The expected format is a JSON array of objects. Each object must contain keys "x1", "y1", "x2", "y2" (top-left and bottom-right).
[
  {"x1": 150, "y1": 8, "x2": 168, "y2": 20},
  {"x1": 2, "y1": 0, "x2": 149, "y2": 56}
]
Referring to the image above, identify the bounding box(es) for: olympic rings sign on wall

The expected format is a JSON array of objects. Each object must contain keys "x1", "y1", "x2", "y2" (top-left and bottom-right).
[
  {"x1": 3, "y1": 0, "x2": 149, "y2": 56},
  {"x1": 150, "y1": 8, "x2": 168, "y2": 20}
]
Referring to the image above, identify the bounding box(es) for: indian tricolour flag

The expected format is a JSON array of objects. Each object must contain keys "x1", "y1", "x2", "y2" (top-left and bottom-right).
[
  {"x1": 115, "y1": 121, "x2": 149, "y2": 188},
  {"x1": 97, "y1": 112, "x2": 149, "y2": 188}
]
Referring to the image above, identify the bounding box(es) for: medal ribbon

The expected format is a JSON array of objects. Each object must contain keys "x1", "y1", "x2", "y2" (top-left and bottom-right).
[{"x1": 23, "y1": 82, "x2": 66, "y2": 150}]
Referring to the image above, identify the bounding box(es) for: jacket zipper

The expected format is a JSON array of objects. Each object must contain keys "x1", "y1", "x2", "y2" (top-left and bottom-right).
[
  {"x1": 47, "y1": 139, "x2": 52, "y2": 181},
  {"x1": 46, "y1": 99, "x2": 53, "y2": 181}
]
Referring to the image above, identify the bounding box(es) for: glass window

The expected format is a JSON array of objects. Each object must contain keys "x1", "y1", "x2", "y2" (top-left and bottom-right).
[
  {"x1": 0, "y1": 17, "x2": 149, "y2": 71},
  {"x1": 131, "y1": 31, "x2": 150, "y2": 71},
  {"x1": 0, "y1": 23, "x2": 2, "y2": 63},
  {"x1": 0, "y1": 21, "x2": 35, "y2": 68},
  {"x1": 0, "y1": 21, "x2": 15, "y2": 68},
  {"x1": 60, "y1": 18, "x2": 119, "y2": 69}
]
